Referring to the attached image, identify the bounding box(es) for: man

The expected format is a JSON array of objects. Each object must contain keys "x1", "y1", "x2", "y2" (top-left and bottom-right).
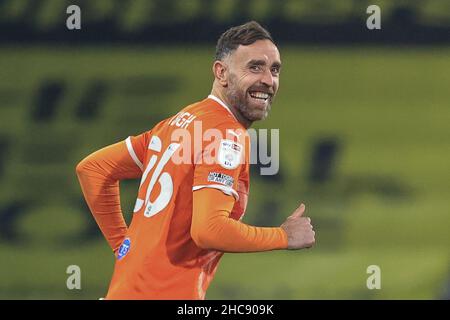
[{"x1": 76, "y1": 21, "x2": 315, "y2": 300}]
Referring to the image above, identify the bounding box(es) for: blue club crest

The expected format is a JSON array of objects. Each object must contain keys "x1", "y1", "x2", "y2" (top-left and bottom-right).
[{"x1": 117, "y1": 238, "x2": 131, "y2": 260}]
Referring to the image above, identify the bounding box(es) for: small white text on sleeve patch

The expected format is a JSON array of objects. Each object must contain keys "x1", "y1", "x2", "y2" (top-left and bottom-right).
[{"x1": 207, "y1": 172, "x2": 234, "y2": 187}]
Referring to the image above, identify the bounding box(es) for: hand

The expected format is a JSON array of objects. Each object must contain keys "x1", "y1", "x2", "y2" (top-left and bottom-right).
[{"x1": 280, "y1": 203, "x2": 315, "y2": 250}]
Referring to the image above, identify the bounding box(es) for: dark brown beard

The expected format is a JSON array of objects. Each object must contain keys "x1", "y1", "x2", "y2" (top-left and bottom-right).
[{"x1": 226, "y1": 75, "x2": 272, "y2": 122}]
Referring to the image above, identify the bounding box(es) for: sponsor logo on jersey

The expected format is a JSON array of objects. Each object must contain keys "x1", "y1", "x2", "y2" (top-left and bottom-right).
[
  {"x1": 207, "y1": 172, "x2": 234, "y2": 187},
  {"x1": 117, "y1": 238, "x2": 131, "y2": 260}
]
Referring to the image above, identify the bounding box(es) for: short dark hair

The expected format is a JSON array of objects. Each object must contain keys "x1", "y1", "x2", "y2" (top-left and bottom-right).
[{"x1": 215, "y1": 21, "x2": 275, "y2": 61}]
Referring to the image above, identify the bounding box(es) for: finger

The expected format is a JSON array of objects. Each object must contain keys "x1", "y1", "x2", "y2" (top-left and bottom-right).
[
  {"x1": 299, "y1": 217, "x2": 311, "y2": 226},
  {"x1": 290, "y1": 203, "x2": 306, "y2": 218}
]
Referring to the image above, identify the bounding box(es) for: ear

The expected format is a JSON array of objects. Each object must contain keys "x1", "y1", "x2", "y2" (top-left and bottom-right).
[{"x1": 212, "y1": 60, "x2": 228, "y2": 87}]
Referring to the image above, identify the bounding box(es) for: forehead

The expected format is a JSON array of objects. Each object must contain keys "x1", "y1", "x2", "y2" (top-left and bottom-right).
[{"x1": 231, "y1": 39, "x2": 281, "y2": 65}]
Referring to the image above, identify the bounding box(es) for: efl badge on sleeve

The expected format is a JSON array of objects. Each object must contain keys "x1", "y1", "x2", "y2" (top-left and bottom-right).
[{"x1": 218, "y1": 139, "x2": 242, "y2": 170}]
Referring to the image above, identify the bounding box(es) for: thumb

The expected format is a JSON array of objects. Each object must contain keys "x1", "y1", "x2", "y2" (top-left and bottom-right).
[{"x1": 290, "y1": 203, "x2": 306, "y2": 218}]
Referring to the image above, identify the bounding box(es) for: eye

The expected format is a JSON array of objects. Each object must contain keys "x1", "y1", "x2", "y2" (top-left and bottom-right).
[
  {"x1": 250, "y1": 65, "x2": 262, "y2": 72},
  {"x1": 271, "y1": 67, "x2": 280, "y2": 75}
]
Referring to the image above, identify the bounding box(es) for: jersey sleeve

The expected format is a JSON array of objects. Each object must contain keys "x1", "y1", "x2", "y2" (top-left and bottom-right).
[
  {"x1": 124, "y1": 132, "x2": 149, "y2": 172},
  {"x1": 76, "y1": 131, "x2": 150, "y2": 253},
  {"x1": 192, "y1": 122, "x2": 249, "y2": 201},
  {"x1": 191, "y1": 188, "x2": 288, "y2": 252},
  {"x1": 76, "y1": 140, "x2": 142, "y2": 252}
]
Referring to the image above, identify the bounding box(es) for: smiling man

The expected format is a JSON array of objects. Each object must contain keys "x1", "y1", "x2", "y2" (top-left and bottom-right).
[
  {"x1": 76, "y1": 21, "x2": 315, "y2": 300},
  {"x1": 211, "y1": 24, "x2": 280, "y2": 127}
]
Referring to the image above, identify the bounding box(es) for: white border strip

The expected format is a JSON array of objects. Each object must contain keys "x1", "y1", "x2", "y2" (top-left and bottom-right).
[
  {"x1": 193, "y1": 184, "x2": 239, "y2": 201},
  {"x1": 125, "y1": 137, "x2": 143, "y2": 171}
]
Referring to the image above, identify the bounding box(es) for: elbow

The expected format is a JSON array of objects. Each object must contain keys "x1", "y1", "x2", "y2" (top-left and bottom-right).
[
  {"x1": 75, "y1": 157, "x2": 92, "y2": 178},
  {"x1": 75, "y1": 160, "x2": 86, "y2": 177},
  {"x1": 190, "y1": 224, "x2": 216, "y2": 250}
]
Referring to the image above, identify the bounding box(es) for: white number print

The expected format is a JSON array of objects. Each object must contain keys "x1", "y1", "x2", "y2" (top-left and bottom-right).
[{"x1": 133, "y1": 136, "x2": 180, "y2": 218}]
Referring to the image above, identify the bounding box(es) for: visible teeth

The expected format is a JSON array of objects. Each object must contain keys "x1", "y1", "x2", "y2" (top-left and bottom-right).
[{"x1": 250, "y1": 92, "x2": 269, "y2": 100}]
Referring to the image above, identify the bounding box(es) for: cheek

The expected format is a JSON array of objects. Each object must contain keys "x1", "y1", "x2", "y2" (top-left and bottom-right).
[
  {"x1": 273, "y1": 80, "x2": 280, "y2": 93},
  {"x1": 238, "y1": 73, "x2": 257, "y2": 89}
]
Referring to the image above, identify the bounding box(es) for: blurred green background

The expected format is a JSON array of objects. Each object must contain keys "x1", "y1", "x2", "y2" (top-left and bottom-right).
[
  {"x1": 0, "y1": 46, "x2": 448, "y2": 299},
  {"x1": 0, "y1": 0, "x2": 449, "y2": 300}
]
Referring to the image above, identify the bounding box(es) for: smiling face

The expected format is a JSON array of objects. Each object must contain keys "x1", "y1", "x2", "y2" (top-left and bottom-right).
[{"x1": 214, "y1": 39, "x2": 281, "y2": 126}]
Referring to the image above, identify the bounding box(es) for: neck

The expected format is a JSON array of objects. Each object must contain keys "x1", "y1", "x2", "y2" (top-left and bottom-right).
[{"x1": 210, "y1": 86, "x2": 252, "y2": 129}]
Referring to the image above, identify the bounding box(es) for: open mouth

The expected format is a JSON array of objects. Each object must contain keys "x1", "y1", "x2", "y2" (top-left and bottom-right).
[{"x1": 248, "y1": 91, "x2": 272, "y2": 102}]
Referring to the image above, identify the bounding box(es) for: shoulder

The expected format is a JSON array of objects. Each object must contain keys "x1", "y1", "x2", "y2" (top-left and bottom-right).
[
  {"x1": 169, "y1": 97, "x2": 249, "y2": 148},
  {"x1": 182, "y1": 97, "x2": 240, "y2": 130}
]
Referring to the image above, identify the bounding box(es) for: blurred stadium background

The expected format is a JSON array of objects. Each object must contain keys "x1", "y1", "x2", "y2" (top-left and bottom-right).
[{"x1": 0, "y1": 0, "x2": 449, "y2": 299}]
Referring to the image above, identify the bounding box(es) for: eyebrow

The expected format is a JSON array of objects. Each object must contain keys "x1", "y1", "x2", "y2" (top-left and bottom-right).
[{"x1": 247, "y1": 59, "x2": 282, "y2": 69}]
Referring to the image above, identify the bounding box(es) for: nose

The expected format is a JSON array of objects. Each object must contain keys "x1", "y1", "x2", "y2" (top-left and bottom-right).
[{"x1": 261, "y1": 68, "x2": 274, "y2": 88}]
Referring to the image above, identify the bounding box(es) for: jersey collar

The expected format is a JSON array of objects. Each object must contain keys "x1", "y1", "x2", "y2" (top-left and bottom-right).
[{"x1": 207, "y1": 94, "x2": 238, "y2": 122}]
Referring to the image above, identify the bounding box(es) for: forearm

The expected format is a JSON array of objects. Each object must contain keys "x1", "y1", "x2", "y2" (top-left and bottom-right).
[
  {"x1": 191, "y1": 188, "x2": 288, "y2": 252},
  {"x1": 76, "y1": 162, "x2": 128, "y2": 252},
  {"x1": 196, "y1": 213, "x2": 287, "y2": 252},
  {"x1": 76, "y1": 141, "x2": 142, "y2": 252}
]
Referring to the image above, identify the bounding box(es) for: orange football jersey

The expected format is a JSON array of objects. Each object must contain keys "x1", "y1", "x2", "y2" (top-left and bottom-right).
[{"x1": 77, "y1": 95, "x2": 287, "y2": 300}]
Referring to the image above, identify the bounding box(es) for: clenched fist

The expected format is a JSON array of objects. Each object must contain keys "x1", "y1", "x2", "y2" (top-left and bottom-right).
[{"x1": 280, "y1": 203, "x2": 315, "y2": 249}]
